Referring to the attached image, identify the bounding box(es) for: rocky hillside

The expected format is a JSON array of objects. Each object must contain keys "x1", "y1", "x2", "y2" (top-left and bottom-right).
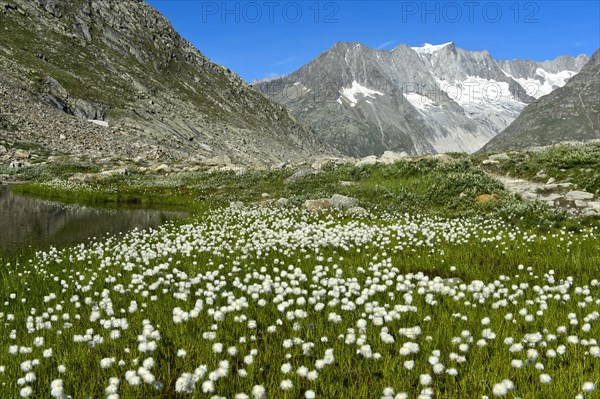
[
  {"x1": 0, "y1": 0, "x2": 328, "y2": 165},
  {"x1": 255, "y1": 42, "x2": 587, "y2": 157},
  {"x1": 482, "y1": 49, "x2": 600, "y2": 151}
]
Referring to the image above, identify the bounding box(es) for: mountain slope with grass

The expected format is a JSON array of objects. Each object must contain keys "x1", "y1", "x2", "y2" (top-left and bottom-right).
[
  {"x1": 0, "y1": 0, "x2": 328, "y2": 164},
  {"x1": 482, "y1": 49, "x2": 600, "y2": 151}
]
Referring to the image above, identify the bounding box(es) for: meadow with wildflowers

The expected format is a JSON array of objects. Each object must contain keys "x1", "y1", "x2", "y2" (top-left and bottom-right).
[{"x1": 1, "y1": 204, "x2": 599, "y2": 398}]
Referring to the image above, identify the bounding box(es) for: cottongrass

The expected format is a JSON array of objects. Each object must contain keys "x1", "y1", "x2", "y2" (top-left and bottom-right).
[{"x1": 0, "y1": 207, "x2": 598, "y2": 398}]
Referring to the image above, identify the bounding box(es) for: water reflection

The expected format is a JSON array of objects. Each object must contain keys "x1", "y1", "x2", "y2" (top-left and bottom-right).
[{"x1": 0, "y1": 185, "x2": 188, "y2": 255}]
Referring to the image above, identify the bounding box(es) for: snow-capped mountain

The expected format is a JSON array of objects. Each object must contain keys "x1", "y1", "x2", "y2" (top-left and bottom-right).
[
  {"x1": 498, "y1": 55, "x2": 589, "y2": 99},
  {"x1": 483, "y1": 49, "x2": 599, "y2": 151},
  {"x1": 255, "y1": 42, "x2": 588, "y2": 157}
]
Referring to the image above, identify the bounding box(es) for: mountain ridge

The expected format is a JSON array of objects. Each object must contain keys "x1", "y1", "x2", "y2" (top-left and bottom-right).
[
  {"x1": 255, "y1": 41, "x2": 588, "y2": 157},
  {"x1": 482, "y1": 48, "x2": 600, "y2": 151}
]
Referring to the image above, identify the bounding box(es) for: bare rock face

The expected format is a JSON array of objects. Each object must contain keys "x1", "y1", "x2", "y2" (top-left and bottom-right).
[
  {"x1": 0, "y1": 0, "x2": 331, "y2": 165},
  {"x1": 42, "y1": 76, "x2": 106, "y2": 120}
]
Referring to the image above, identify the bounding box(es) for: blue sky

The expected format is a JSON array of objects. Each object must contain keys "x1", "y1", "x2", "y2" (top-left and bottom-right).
[{"x1": 147, "y1": 1, "x2": 600, "y2": 82}]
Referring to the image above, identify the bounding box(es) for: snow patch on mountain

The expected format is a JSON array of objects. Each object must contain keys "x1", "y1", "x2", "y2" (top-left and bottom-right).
[
  {"x1": 411, "y1": 42, "x2": 453, "y2": 55},
  {"x1": 502, "y1": 68, "x2": 577, "y2": 99},
  {"x1": 438, "y1": 76, "x2": 523, "y2": 111},
  {"x1": 403, "y1": 93, "x2": 437, "y2": 112},
  {"x1": 436, "y1": 76, "x2": 527, "y2": 133},
  {"x1": 537, "y1": 68, "x2": 576, "y2": 88},
  {"x1": 337, "y1": 81, "x2": 384, "y2": 107}
]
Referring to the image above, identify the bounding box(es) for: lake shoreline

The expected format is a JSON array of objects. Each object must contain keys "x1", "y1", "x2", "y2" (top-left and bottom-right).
[{"x1": 0, "y1": 185, "x2": 189, "y2": 257}]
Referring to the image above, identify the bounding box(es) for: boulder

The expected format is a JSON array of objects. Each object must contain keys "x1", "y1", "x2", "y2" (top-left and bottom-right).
[
  {"x1": 274, "y1": 198, "x2": 289, "y2": 208},
  {"x1": 153, "y1": 164, "x2": 171, "y2": 173},
  {"x1": 46, "y1": 76, "x2": 68, "y2": 99},
  {"x1": 312, "y1": 157, "x2": 339, "y2": 170},
  {"x1": 379, "y1": 151, "x2": 407, "y2": 164},
  {"x1": 356, "y1": 155, "x2": 377, "y2": 167},
  {"x1": 330, "y1": 194, "x2": 359, "y2": 209},
  {"x1": 482, "y1": 159, "x2": 499, "y2": 165},
  {"x1": 285, "y1": 167, "x2": 318, "y2": 183},
  {"x1": 42, "y1": 0, "x2": 62, "y2": 17},
  {"x1": 566, "y1": 190, "x2": 594, "y2": 201},
  {"x1": 14, "y1": 149, "x2": 30, "y2": 159},
  {"x1": 574, "y1": 200, "x2": 588, "y2": 208},
  {"x1": 73, "y1": 98, "x2": 105, "y2": 120},
  {"x1": 43, "y1": 76, "x2": 70, "y2": 113},
  {"x1": 304, "y1": 199, "x2": 333, "y2": 211},
  {"x1": 74, "y1": 15, "x2": 92, "y2": 42},
  {"x1": 0, "y1": 145, "x2": 7, "y2": 154}
]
